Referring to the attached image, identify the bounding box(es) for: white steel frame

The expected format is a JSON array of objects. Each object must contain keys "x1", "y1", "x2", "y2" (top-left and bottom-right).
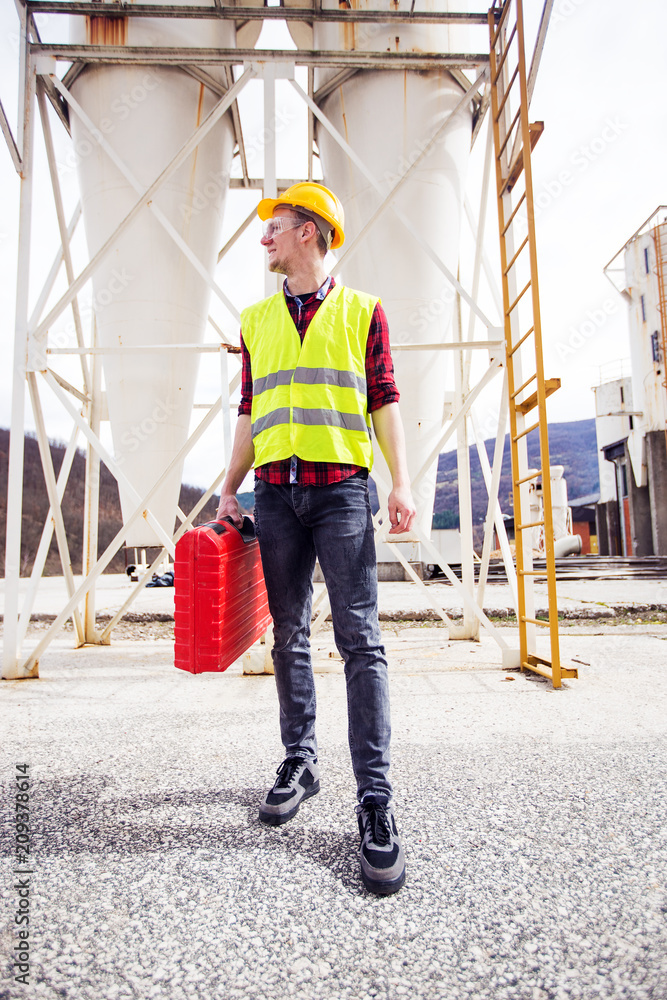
[{"x1": 3, "y1": 1, "x2": 551, "y2": 679}]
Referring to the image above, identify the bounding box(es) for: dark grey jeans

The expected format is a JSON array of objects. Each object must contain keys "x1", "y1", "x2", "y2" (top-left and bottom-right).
[{"x1": 253, "y1": 473, "x2": 392, "y2": 801}]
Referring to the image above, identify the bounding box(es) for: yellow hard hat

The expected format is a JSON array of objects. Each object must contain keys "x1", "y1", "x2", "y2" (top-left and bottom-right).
[{"x1": 257, "y1": 182, "x2": 345, "y2": 249}]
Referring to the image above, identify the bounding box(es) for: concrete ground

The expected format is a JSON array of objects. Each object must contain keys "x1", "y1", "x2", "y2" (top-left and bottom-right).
[
  {"x1": 1, "y1": 577, "x2": 666, "y2": 999},
  {"x1": 3, "y1": 572, "x2": 667, "y2": 620}
]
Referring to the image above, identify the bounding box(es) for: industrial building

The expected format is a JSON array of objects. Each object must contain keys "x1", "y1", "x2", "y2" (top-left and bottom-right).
[{"x1": 599, "y1": 209, "x2": 667, "y2": 556}]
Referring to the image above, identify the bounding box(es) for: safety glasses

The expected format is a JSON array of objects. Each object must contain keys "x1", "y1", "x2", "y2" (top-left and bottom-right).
[{"x1": 261, "y1": 216, "x2": 305, "y2": 241}]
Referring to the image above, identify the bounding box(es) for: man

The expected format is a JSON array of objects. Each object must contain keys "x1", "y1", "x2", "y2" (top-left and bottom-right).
[{"x1": 217, "y1": 182, "x2": 416, "y2": 895}]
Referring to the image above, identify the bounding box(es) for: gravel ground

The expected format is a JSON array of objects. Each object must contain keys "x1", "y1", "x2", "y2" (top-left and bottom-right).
[{"x1": 1, "y1": 627, "x2": 666, "y2": 1000}]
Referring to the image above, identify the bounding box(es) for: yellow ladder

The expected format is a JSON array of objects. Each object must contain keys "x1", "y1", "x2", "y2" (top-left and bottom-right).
[{"x1": 488, "y1": 0, "x2": 577, "y2": 688}]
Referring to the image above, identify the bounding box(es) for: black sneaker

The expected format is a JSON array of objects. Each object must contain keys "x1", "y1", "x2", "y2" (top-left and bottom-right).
[
  {"x1": 356, "y1": 795, "x2": 406, "y2": 895},
  {"x1": 258, "y1": 757, "x2": 320, "y2": 826}
]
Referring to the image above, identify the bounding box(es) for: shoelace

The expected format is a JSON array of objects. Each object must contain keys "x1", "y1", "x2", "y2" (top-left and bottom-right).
[
  {"x1": 359, "y1": 799, "x2": 392, "y2": 847},
  {"x1": 274, "y1": 757, "x2": 305, "y2": 789}
]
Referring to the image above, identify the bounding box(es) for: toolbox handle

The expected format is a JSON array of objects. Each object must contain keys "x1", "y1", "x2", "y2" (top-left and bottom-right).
[{"x1": 204, "y1": 516, "x2": 257, "y2": 544}]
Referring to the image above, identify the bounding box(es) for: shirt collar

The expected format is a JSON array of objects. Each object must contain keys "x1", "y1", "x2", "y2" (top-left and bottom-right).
[{"x1": 283, "y1": 275, "x2": 334, "y2": 304}]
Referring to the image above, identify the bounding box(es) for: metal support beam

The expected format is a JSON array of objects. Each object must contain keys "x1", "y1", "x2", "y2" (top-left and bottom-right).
[
  {"x1": 27, "y1": 372, "x2": 86, "y2": 645},
  {"x1": 27, "y1": 3, "x2": 494, "y2": 25},
  {"x1": 3, "y1": 19, "x2": 36, "y2": 680},
  {"x1": 31, "y1": 44, "x2": 489, "y2": 71},
  {"x1": 0, "y1": 98, "x2": 22, "y2": 173},
  {"x1": 36, "y1": 81, "x2": 90, "y2": 391}
]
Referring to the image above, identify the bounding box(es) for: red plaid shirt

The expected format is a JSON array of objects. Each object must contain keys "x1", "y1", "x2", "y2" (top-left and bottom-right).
[{"x1": 238, "y1": 277, "x2": 399, "y2": 486}]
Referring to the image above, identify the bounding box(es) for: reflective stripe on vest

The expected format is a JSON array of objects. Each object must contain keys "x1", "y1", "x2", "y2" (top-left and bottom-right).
[
  {"x1": 241, "y1": 284, "x2": 378, "y2": 469},
  {"x1": 253, "y1": 366, "x2": 368, "y2": 397},
  {"x1": 251, "y1": 406, "x2": 370, "y2": 438}
]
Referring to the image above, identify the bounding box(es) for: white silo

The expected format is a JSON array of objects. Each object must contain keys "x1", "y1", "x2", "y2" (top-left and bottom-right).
[
  {"x1": 68, "y1": 3, "x2": 238, "y2": 546},
  {"x1": 309, "y1": 1, "x2": 472, "y2": 536}
]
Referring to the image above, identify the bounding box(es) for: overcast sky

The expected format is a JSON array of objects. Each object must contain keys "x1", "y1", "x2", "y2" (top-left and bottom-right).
[{"x1": 1, "y1": 0, "x2": 666, "y2": 491}]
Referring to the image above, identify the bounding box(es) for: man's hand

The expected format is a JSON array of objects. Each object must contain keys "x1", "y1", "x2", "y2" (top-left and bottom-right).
[
  {"x1": 216, "y1": 415, "x2": 254, "y2": 529},
  {"x1": 371, "y1": 403, "x2": 417, "y2": 535},
  {"x1": 387, "y1": 484, "x2": 416, "y2": 534},
  {"x1": 216, "y1": 493, "x2": 243, "y2": 528}
]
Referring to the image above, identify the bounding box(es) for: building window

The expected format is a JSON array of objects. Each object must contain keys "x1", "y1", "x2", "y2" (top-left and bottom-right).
[
  {"x1": 644, "y1": 247, "x2": 650, "y2": 274},
  {"x1": 651, "y1": 330, "x2": 661, "y2": 362},
  {"x1": 640, "y1": 294, "x2": 646, "y2": 322}
]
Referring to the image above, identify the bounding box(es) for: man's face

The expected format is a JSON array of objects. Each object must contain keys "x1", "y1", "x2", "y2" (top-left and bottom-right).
[{"x1": 260, "y1": 207, "x2": 306, "y2": 275}]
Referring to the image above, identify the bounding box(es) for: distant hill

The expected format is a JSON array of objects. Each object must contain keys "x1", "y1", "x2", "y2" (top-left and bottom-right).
[
  {"x1": 433, "y1": 417, "x2": 599, "y2": 528},
  {"x1": 0, "y1": 429, "x2": 239, "y2": 577},
  {"x1": 1, "y1": 419, "x2": 599, "y2": 575}
]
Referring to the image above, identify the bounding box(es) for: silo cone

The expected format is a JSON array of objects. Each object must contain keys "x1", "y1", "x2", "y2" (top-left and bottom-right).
[
  {"x1": 69, "y1": 5, "x2": 237, "y2": 547},
  {"x1": 310, "y1": 2, "x2": 472, "y2": 537}
]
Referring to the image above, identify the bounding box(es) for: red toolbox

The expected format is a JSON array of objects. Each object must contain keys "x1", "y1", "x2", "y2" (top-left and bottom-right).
[{"x1": 174, "y1": 516, "x2": 272, "y2": 674}]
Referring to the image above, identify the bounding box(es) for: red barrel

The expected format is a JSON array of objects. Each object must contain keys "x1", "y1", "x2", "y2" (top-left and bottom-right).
[{"x1": 174, "y1": 516, "x2": 272, "y2": 674}]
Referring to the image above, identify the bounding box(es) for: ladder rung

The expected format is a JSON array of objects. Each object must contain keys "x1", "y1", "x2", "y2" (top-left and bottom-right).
[
  {"x1": 521, "y1": 616, "x2": 551, "y2": 628},
  {"x1": 513, "y1": 419, "x2": 539, "y2": 442},
  {"x1": 508, "y1": 325, "x2": 534, "y2": 356},
  {"x1": 515, "y1": 377, "x2": 561, "y2": 416},
  {"x1": 494, "y1": 65, "x2": 520, "y2": 121},
  {"x1": 515, "y1": 469, "x2": 541, "y2": 486},
  {"x1": 501, "y1": 192, "x2": 526, "y2": 235},
  {"x1": 525, "y1": 654, "x2": 577, "y2": 679},
  {"x1": 511, "y1": 372, "x2": 537, "y2": 398},
  {"x1": 522, "y1": 660, "x2": 553, "y2": 680},
  {"x1": 503, "y1": 235, "x2": 530, "y2": 276},
  {"x1": 498, "y1": 107, "x2": 522, "y2": 158},
  {"x1": 518, "y1": 570, "x2": 547, "y2": 576},
  {"x1": 527, "y1": 653, "x2": 555, "y2": 668},
  {"x1": 516, "y1": 519, "x2": 544, "y2": 531},
  {"x1": 491, "y1": 23, "x2": 517, "y2": 84},
  {"x1": 507, "y1": 279, "x2": 531, "y2": 316}
]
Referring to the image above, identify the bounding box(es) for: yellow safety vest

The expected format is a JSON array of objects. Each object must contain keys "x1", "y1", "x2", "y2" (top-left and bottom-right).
[{"x1": 241, "y1": 284, "x2": 378, "y2": 469}]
